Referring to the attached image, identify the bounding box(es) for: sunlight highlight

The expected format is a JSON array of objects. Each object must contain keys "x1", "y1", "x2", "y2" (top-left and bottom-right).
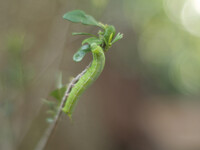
[
  {"x1": 193, "y1": 0, "x2": 200, "y2": 15},
  {"x1": 181, "y1": 0, "x2": 200, "y2": 37}
]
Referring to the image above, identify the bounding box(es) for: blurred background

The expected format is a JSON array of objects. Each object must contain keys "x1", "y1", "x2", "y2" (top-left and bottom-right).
[{"x1": 1, "y1": 0, "x2": 200, "y2": 150}]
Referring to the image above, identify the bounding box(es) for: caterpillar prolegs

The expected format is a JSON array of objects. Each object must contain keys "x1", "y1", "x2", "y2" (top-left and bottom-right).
[{"x1": 62, "y1": 44, "x2": 105, "y2": 117}]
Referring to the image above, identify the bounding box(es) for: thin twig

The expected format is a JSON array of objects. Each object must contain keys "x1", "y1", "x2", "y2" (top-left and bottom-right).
[{"x1": 35, "y1": 64, "x2": 91, "y2": 150}]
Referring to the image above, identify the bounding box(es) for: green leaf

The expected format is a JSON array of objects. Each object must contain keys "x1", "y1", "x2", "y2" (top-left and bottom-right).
[
  {"x1": 43, "y1": 99, "x2": 57, "y2": 110},
  {"x1": 72, "y1": 32, "x2": 96, "y2": 37},
  {"x1": 73, "y1": 45, "x2": 91, "y2": 62},
  {"x1": 46, "y1": 110, "x2": 56, "y2": 115},
  {"x1": 50, "y1": 86, "x2": 67, "y2": 102},
  {"x1": 63, "y1": 10, "x2": 100, "y2": 26},
  {"x1": 46, "y1": 118, "x2": 54, "y2": 123},
  {"x1": 56, "y1": 72, "x2": 63, "y2": 89},
  {"x1": 82, "y1": 37, "x2": 103, "y2": 45},
  {"x1": 111, "y1": 33, "x2": 123, "y2": 44}
]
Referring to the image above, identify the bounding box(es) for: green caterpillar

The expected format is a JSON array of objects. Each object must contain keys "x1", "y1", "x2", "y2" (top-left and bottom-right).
[
  {"x1": 62, "y1": 44, "x2": 105, "y2": 117},
  {"x1": 60, "y1": 10, "x2": 123, "y2": 118}
]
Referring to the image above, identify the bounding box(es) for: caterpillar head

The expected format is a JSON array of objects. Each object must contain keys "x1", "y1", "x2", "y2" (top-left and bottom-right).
[{"x1": 91, "y1": 43, "x2": 102, "y2": 54}]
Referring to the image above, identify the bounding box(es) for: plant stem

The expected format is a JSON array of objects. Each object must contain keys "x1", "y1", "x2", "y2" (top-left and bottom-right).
[{"x1": 35, "y1": 64, "x2": 90, "y2": 150}]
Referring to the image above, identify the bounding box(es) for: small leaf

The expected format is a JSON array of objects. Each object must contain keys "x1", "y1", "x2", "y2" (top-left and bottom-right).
[
  {"x1": 43, "y1": 99, "x2": 57, "y2": 110},
  {"x1": 72, "y1": 32, "x2": 96, "y2": 37},
  {"x1": 82, "y1": 37, "x2": 103, "y2": 45},
  {"x1": 63, "y1": 10, "x2": 100, "y2": 26},
  {"x1": 108, "y1": 33, "x2": 114, "y2": 45},
  {"x1": 73, "y1": 45, "x2": 91, "y2": 62},
  {"x1": 46, "y1": 118, "x2": 54, "y2": 123},
  {"x1": 50, "y1": 86, "x2": 67, "y2": 102},
  {"x1": 73, "y1": 51, "x2": 86, "y2": 62},
  {"x1": 43, "y1": 99, "x2": 55, "y2": 106},
  {"x1": 56, "y1": 72, "x2": 63, "y2": 89},
  {"x1": 46, "y1": 110, "x2": 56, "y2": 115},
  {"x1": 111, "y1": 33, "x2": 123, "y2": 44}
]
